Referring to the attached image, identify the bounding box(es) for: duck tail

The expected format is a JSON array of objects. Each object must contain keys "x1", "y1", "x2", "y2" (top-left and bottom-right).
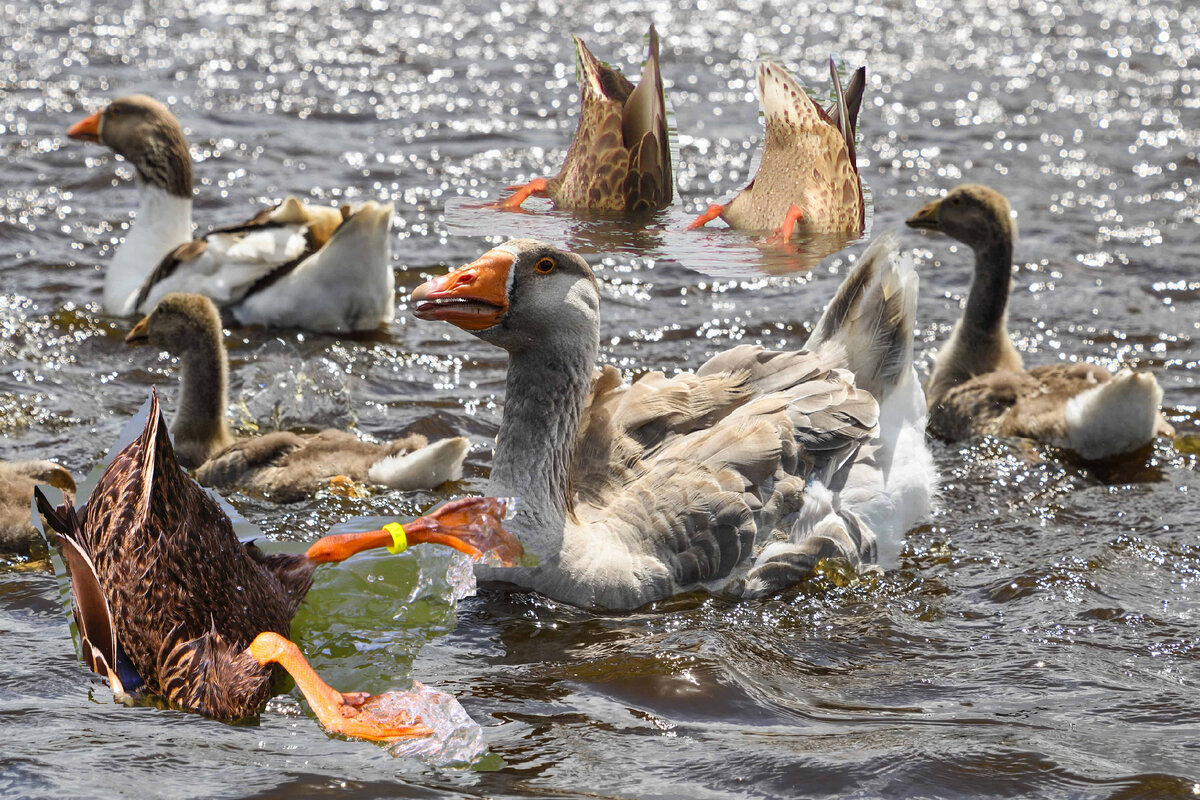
[{"x1": 1063, "y1": 370, "x2": 1170, "y2": 459}]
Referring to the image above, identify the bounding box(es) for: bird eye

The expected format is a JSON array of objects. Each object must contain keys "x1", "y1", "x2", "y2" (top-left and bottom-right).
[{"x1": 534, "y1": 257, "x2": 555, "y2": 274}]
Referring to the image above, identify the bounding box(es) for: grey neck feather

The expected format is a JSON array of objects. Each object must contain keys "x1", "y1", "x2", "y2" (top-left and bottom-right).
[
  {"x1": 963, "y1": 236, "x2": 1014, "y2": 338},
  {"x1": 487, "y1": 336, "x2": 598, "y2": 566},
  {"x1": 171, "y1": 328, "x2": 233, "y2": 467}
]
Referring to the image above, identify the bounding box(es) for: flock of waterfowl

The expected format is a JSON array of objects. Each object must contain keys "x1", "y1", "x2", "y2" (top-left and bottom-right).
[{"x1": 0, "y1": 25, "x2": 1176, "y2": 757}]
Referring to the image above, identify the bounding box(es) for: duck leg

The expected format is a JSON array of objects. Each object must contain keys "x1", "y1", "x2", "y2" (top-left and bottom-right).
[
  {"x1": 248, "y1": 632, "x2": 432, "y2": 742},
  {"x1": 490, "y1": 178, "x2": 549, "y2": 210},
  {"x1": 305, "y1": 497, "x2": 522, "y2": 566},
  {"x1": 765, "y1": 204, "x2": 805, "y2": 243},
  {"x1": 686, "y1": 203, "x2": 726, "y2": 230}
]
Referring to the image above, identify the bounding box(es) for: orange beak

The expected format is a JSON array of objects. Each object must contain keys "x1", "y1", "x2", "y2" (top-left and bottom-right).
[
  {"x1": 411, "y1": 249, "x2": 512, "y2": 331},
  {"x1": 67, "y1": 110, "x2": 103, "y2": 143}
]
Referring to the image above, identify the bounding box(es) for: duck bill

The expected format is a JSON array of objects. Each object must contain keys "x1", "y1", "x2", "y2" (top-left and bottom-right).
[
  {"x1": 125, "y1": 315, "x2": 151, "y2": 345},
  {"x1": 67, "y1": 111, "x2": 102, "y2": 143},
  {"x1": 906, "y1": 198, "x2": 942, "y2": 231},
  {"x1": 411, "y1": 250, "x2": 511, "y2": 332}
]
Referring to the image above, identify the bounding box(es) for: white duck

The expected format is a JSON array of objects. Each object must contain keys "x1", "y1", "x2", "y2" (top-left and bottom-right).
[
  {"x1": 67, "y1": 94, "x2": 395, "y2": 333},
  {"x1": 126, "y1": 293, "x2": 468, "y2": 502},
  {"x1": 411, "y1": 235, "x2": 935, "y2": 608}
]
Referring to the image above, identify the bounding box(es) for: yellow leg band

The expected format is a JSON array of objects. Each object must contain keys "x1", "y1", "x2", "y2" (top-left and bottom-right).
[{"x1": 384, "y1": 522, "x2": 407, "y2": 555}]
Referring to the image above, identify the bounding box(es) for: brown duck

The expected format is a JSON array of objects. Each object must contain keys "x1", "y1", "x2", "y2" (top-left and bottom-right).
[
  {"x1": 688, "y1": 59, "x2": 866, "y2": 240},
  {"x1": 495, "y1": 26, "x2": 672, "y2": 214},
  {"x1": 906, "y1": 184, "x2": 1175, "y2": 459},
  {"x1": 36, "y1": 390, "x2": 519, "y2": 735}
]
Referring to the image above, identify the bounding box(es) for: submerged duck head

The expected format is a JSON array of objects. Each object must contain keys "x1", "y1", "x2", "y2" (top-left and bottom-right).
[
  {"x1": 126, "y1": 292, "x2": 222, "y2": 355},
  {"x1": 906, "y1": 183, "x2": 1014, "y2": 251},
  {"x1": 411, "y1": 239, "x2": 599, "y2": 354},
  {"x1": 67, "y1": 94, "x2": 192, "y2": 198}
]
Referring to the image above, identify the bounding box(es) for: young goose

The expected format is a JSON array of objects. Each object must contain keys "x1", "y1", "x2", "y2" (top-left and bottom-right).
[
  {"x1": 36, "y1": 391, "x2": 514, "y2": 733},
  {"x1": 67, "y1": 94, "x2": 395, "y2": 332},
  {"x1": 906, "y1": 184, "x2": 1175, "y2": 459},
  {"x1": 688, "y1": 60, "x2": 866, "y2": 240},
  {"x1": 125, "y1": 293, "x2": 468, "y2": 501},
  {"x1": 411, "y1": 235, "x2": 934, "y2": 609},
  {"x1": 495, "y1": 26, "x2": 673, "y2": 214},
  {"x1": 0, "y1": 460, "x2": 75, "y2": 554}
]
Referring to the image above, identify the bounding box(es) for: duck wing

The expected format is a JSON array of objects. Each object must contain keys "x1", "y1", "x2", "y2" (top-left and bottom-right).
[{"x1": 35, "y1": 487, "x2": 143, "y2": 692}]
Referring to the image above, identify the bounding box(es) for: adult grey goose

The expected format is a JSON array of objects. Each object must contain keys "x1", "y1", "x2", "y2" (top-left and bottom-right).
[{"x1": 411, "y1": 234, "x2": 936, "y2": 609}]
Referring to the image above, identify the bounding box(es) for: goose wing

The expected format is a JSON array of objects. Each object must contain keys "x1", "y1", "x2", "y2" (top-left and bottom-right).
[{"x1": 565, "y1": 349, "x2": 877, "y2": 608}]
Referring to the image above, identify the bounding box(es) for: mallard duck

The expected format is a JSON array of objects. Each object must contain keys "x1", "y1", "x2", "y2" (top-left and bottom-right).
[
  {"x1": 906, "y1": 184, "x2": 1175, "y2": 458},
  {"x1": 494, "y1": 26, "x2": 672, "y2": 214},
  {"x1": 35, "y1": 390, "x2": 518, "y2": 734},
  {"x1": 688, "y1": 59, "x2": 866, "y2": 240},
  {"x1": 67, "y1": 94, "x2": 395, "y2": 333},
  {"x1": 0, "y1": 460, "x2": 75, "y2": 554},
  {"x1": 125, "y1": 293, "x2": 468, "y2": 500},
  {"x1": 410, "y1": 235, "x2": 934, "y2": 608}
]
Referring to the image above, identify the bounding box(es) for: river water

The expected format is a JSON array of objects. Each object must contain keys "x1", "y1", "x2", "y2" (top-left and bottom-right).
[{"x1": 1, "y1": 0, "x2": 1198, "y2": 797}]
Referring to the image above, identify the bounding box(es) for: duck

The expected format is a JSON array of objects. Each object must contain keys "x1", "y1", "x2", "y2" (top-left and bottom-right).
[
  {"x1": 688, "y1": 59, "x2": 866, "y2": 241},
  {"x1": 410, "y1": 234, "x2": 935, "y2": 609},
  {"x1": 494, "y1": 26, "x2": 673, "y2": 214},
  {"x1": 0, "y1": 460, "x2": 75, "y2": 555},
  {"x1": 67, "y1": 94, "x2": 395, "y2": 333},
  {"x1": 124, "y1": 292, "x2": 469, "y2": 501},
  {"x1": 35, "y1": 389, "x2": 518, "y2": 732},
  {"x1": 906, "y1": 183, "x2": 1175, "y2": 459}
]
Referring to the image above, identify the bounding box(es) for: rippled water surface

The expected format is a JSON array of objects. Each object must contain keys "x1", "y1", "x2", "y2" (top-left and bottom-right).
[{"x1": 2, "y1": 1, "x2": 1199, "y2": 797}]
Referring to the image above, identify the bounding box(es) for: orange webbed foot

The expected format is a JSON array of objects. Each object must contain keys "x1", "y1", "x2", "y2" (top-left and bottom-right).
[
  {"x1": 687, "y1": 203, "x2": 726, "y2": 230},
  {"x1": 248, "y1": 633, "x2": 433, "y2": 743},
  {"x1": 487, "y1": 177, "x2": 549, "y2": 211},
  {"x1": 304, "y1": 497, "x2": 522, "y2": 566},
  {"x1": 765, "y1": 204, "x2": 805, "y2": 244}
]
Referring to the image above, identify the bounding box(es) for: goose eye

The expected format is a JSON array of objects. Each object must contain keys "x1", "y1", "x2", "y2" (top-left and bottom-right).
[{"x1": 534, "y1": 257, "x2": 555, "y2": 274}]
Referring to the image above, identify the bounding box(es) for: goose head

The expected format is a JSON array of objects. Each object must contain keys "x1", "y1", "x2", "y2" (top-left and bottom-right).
[
  {"x1": 411, "y1": 239, "x2": 600, "y2": 355},
  {"x1": 906, "y1": 184, "x2": 1014, "y2": 251},
  {"x1": 126, "y1": 292, "x2": 223, "y2": 356},
  {"x1": 67, "y1": 94, "x2": 193, "y2": 198}
]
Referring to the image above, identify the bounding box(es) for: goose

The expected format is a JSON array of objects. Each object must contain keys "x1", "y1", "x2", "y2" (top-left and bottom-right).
[
  {"x1": 67, "y1": 94, "x2": 395, "y2": 333},
  {"x1": 125, "y1": 292, "x2": 469, "y2": 500},
  {"x1": 688, "y1": 60, "x2": 866, "y2": 241},
  {"x1": 35, "y1": 390, "x2": 517, "y2": 732},
  {"x1": 410, "y1": 234, "x2": 935, "y2": 609},
  {"x1": 0, "y1": 460, "x2": 75, "y2": 554},
  {"x1": 906, "y1": 184, "x2": 1175, "y2": 459},
  {"x1": 494, "y1": 26, "x2": 673, "y2": 214}
]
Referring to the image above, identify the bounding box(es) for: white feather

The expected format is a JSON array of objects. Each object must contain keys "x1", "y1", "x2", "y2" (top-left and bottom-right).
[
  {"x1": 367, "y1": 436, "x2": 469, "y2": 491},
  {"x1": 1064, "y1": 369, "x2": 1163, "y2": 459}
]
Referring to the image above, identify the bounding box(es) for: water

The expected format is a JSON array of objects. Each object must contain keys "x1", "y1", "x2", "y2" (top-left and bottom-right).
[{"x1": 2, "y1": 0, "x2": 1199, "y2": 797}]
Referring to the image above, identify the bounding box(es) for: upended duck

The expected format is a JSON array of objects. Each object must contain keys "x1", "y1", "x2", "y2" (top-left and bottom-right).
[
  {"x1": 906, "y1": 184, "x2": 1174, "y2": 459},
  {"x1": 0, "y1": 460, "x2": 74, "y2": 554},
  {"x1": 67, "y1": 94, "x2": 395, "y2": 332},
  {"x1": 411, "y1": 235, "x2": 935, "y2": 609},
  {"x1": 36, "y1": 390, "x2": 519, "y2": 733},
  {"x1": 494, "y1": 26, "x2": 672, "y2": 214},
  {"x1": 125, "y1": 292, "x2": 469, "y2": 500},
  {"x1": 689, "y1": 60, "x2": 866, "y2": 240}
]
